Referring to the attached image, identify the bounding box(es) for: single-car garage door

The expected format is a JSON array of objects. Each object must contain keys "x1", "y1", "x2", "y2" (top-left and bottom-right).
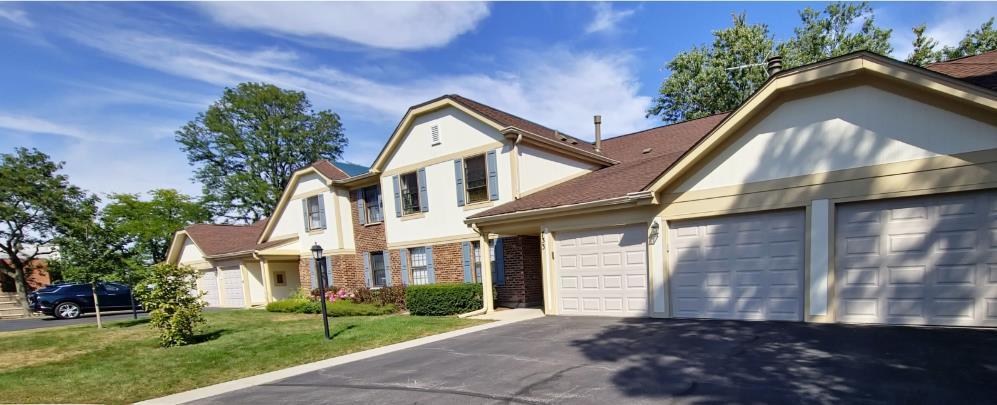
[
  {"x1": 836, "y1": 191, "x2": 997, "y2": 327},
  {"x1": 555, "y1": 224, "x2": 648, "y2": 316},
  {"x1": 198, "y1": 269, "x2": 220, "y2": 307},
  {"x1": 220, "y1": 265, "x2": 245, "y2": 307},
  {"x1": 669, "y1": 210, "x2": 805, "y2": 321}
]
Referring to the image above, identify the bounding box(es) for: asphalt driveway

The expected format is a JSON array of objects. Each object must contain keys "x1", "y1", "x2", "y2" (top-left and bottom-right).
[{"x1": 193, "y1": 316, "x2": 997, "y2": 404}]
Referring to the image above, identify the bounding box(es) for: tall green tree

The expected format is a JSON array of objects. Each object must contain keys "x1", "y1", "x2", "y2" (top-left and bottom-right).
[
  {"x1": 778, "y1": 2, "x2": 893, "y2": 67},
  {"x1": 648, "y1": 2, "x2": 894, "y2": 123},
  {"x1": 647, "y1": 13, "x2": 775, "y2": 123},
  {"x1": 0, "y1": 148, "x2": 91, "y2": 314},
  {"x1": 103, "y1": 189, "x2": 211, "y2": 264},
  {"x1": 940, "y1": 17, "x2": 997, "y2": 61},
  {"x1": 176, "y1": 83, "x2": 348, "y2": 222},
  {"x1": 906, "y1": 24, "x2": 942, "y2": 66}
]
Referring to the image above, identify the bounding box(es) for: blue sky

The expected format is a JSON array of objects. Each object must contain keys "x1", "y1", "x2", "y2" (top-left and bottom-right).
[{"x1": 1, "y1": 1, "x2": 994, "y2": 198}]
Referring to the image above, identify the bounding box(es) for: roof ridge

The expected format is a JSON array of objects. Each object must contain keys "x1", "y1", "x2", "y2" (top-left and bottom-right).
[
  {"x1": 602, "y1": 112, "x2": 730, "y2": 143},
  {"x1": 447, "y1": 94, "x2": 589, "y2": 144},
  {"x1": 928, "y1": 49, "x2": 997, "y2": 66}
]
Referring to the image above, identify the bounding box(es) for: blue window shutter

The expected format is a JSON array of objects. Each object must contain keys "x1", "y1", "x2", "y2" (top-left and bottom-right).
[
  {"x1": 325, "y1": 256, "x2": 333, "y2": 288},
  {"x1": 356, "y1": 189, "x2": 366, "y2": 225},
  {"x1": 362, "y1": 252, "x2": 372, "y2": 288},
  {"x1": 308, "y1": 258, "x2": 318, "y2": 290},
  {"x1": 301, "y1": 199, "x2": 310, "y2": 231},
  {"x1": 425, "y1": 246, "x2": 435, "y2": 284},
  {"x1": 374, "y1": 186, "x2": 383, "y2": 222},
  {"x1": 462, "y1": 241, "x2": 472, "y2": 282},
  {"x1": 454, "y1": 159, "x2": 465, "y2": 207},
  {"x1": 400, "y1": 249, "x2": 410, "y2": 285},
  {"x1": 487, "y1": 149, "x2": 499, "y2": 201},
  {"x1": 494, "y1": 238, "x2": 505, "y2": 285},
  {"x1": 392, "y1": 176, "x2": 402, "y2": 217},
  {"x1": 381, "y1": 251, "x2": 391, "y2": 286},
  {"x1": 317, "y1": 195, "x2": 327, "y2": 229},
  {"x1": 417, "y1": 167, "x2": 429, "y2": 212}
]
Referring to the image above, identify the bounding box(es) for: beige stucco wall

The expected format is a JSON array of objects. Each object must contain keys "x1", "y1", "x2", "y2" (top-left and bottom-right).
[
  {"x1": 676, "y1": 85, "x2": 997, "y2": 192},
  {"x1": 268, "y1": 172, "x2": 354, "y2": 253},
  {"x1": 177, "y1": 238, "x2": 210, "y2": 268},
  {"x1": 244, "y1": 261, "x2": 266, "y2": 305},
  {"x1": 518, "y1": 144, "x2": 597, "y2": 195}
]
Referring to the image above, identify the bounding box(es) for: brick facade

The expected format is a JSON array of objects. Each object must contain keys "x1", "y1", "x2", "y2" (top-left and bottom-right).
[
  {"x1": 0, "y1": 259, "x2": 52, "y2": 292},
  {"x1": 495, "y1": 236, "x2": 543, "y2": 307}
]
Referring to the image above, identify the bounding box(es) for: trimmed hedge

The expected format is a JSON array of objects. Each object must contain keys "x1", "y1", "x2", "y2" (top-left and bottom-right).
[
  {"x1": 405, "y1": 283, "x2": 483, "y2": 316},
  {"x1": 353, "y1": 285, "x2": 407, "y2": 310},
  {"x1": 265, "y1": 299, "x2": 396, "y2": 317}
]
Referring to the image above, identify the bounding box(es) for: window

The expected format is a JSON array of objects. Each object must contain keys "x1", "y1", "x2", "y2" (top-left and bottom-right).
[
  {"x1": 463, "y1": 154, "x2": 488, "y2": 204},
  {"x1": 430, "y1": 125, "x2": 441, "y2": 145},
  {"x1": 362, "y1": 186, "x2": 383, "y2": 223},
  {"x1": 369, "y1": 252, "x2": 387, "y2": 287},
  {"x1": 409, "y1": 247, "x2": 430, "y2": 285},
  {"x1": 274, "y1": 272, "x2": 286, "y2": 286},
  {"x1": 470, "y1": 241, "x2": 496, "y2": 283},
  {"x1": 101, "y1": 283, "x2": 124, "y2": 293},
  {"x1": 400, "y1": 171, "x2": 421, "y2": 215},
  {"x1": 306, "y1": 195, "x2": 324, "y2": 230}
]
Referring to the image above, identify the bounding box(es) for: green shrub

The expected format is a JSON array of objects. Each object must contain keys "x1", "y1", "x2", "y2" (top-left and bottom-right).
[
  {"x1": 133, "y1": 264, "x2": 206, "y2": 347},
  {"x1": 266, "y1": 298, "x2": 395, "y2": 317},
  {"x1": 405, "y1": 283, "x2": 482, "y2": 316},
  {"x1": 352, "y1": 285, "x2": 407, "y2": 310}
]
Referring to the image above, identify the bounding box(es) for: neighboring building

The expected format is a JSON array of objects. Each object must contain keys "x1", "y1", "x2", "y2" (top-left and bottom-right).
[
  {"x1": 169, "y1": 50, "x2": 997, "y2": 329},
  {"x1": 1, "y1": 245, "x2": 57, "y2": 293}
]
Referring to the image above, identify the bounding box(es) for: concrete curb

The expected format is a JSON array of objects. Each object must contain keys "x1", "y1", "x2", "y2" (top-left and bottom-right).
[{"x1": 136, "y1": 313, "x2": 544, "y2": 405}]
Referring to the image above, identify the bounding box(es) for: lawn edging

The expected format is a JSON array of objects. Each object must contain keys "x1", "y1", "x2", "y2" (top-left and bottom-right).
[{"x1": 137, "y1": 312, "x2": 545, "y2": 405}]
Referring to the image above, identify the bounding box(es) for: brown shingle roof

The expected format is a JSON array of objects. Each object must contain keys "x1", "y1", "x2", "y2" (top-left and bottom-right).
[
  {"x1": 310, "y1": 160, "x2": 350, "y2": 181},
  {"x1": 470, "y1": 114, "x2": 728, "y2": 218},
  {"x1": 184, "y1": 219, "x2": 269, "y2": 257},
  {"x1": 926, "y1": 50, "x2": 997, "y2": 91}
]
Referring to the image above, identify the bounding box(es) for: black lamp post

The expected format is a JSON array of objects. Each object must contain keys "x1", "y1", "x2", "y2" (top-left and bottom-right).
[{"x1": 311, "y1": 243, "x2": 332, "y2": 340}]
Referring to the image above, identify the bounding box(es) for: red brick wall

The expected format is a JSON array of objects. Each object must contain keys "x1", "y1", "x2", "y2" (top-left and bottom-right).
[
  {"x1": 428, "y1": 242, "x2": 465, "y2": 283},
  {"x1": 297, "y1": 258, "x2": 311, "y2": 290},
  {"x1": 0, "y1": 259, "x2": 52, "y2": 292},
  {"x1": 495, "y1": 236, "x2": 543, "y2": 307}
]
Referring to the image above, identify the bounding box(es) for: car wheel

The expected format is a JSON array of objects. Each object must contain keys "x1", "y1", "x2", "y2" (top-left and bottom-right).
[{"x1": 54, "y1": 302, "x2": 82, "y2": 319}]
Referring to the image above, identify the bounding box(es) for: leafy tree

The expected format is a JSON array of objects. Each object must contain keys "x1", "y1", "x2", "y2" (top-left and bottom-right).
[
  {"x1": 906, "y1": 24, "x2": 942, "y2": 66},
  {"x1": 103, "y1": 189, "x2": 211, "y2": 264},
  {"x1": 0, "y1": 148, "x2": 91, "y2": 314},
  {"x1": 176, "y1": 83, "x2": 348, "y2": 223},
  {"x1": 778, "y1": 2, "x2": 893, "y2": 68},
  {"x1": 647, "y1": 13, "x2": 774, "y2": 123},
  {"x1": 648, "y1": 2, "x2": 894, "y2": 123},
  {"x1": 940, "y1": 17, "x2": 997, "y2": 61},
  {"x1": 133, "y1": 263, "x2": 206, "y2": 347}
]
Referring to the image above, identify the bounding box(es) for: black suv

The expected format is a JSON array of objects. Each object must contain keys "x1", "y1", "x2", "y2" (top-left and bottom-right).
[{"x1": 28, "y1": 282, "x2": 138, "y2": 319}]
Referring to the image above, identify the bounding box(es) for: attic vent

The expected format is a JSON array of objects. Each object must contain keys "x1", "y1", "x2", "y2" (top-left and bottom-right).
[
  {"x1": 642, "y1": 148, "x2": 652, "y2": 154},
  {"x1": 431, "y1": 125, "x2": 441, "y2": 145}
]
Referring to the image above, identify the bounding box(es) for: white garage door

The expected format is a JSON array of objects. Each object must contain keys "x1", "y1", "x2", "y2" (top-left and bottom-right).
[
  {"x1": 836, "y1": 192, "x2": 997, "y2": 327},
  {"x1": 669, "y1": 210, "x2": 805, "y2": 321},
  {"x1": 198, "y1": 269, "x2": 220, "y2": 307},
  {"x1": 219, "y1": 265, "x2": 245, "y2": 307},
  {"x1": 555, "y1": 224, "x2": 648, "y2": 317}
]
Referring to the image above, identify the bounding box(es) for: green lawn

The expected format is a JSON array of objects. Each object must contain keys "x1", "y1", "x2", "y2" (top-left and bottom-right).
[{"x1": 0, "y1": 310, "x2": 486, "y2": 404}]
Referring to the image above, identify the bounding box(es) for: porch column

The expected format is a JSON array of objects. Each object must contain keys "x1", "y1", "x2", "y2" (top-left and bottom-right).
[
  {"x1": 478, "y1": 231, "x2": 495, "y2": 313},
  {"x1": 260, "y1": 259, "x2": 274, "y2": 303}
]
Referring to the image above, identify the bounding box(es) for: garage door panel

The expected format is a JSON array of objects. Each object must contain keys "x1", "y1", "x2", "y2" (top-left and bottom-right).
[
  {"x1": 198, "y1": 270, "x2": 220, "y2": 307},
  {"x1": 556, "y1": 224, "x2": 648, "y2": 317},
  {"x1": 835, "y1": 191, "x2": 997, "y2": 326},
  {"x1": 669, "y1": 210, "x2": 805, "y2": 321}
]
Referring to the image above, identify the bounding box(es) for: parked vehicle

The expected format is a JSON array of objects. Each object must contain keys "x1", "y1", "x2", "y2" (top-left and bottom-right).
[{"x1": 28, "y1": 282, "x2": 139, "y2": 319}]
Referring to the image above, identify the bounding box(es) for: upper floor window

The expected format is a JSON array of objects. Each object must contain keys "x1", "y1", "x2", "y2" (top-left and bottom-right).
[
  {"x1": 463, "y1": 154, "x2": 489, "y2": 204},
  {"x1": 357, "y1": 186, "x2": 383, "y2": 224},
  {"x1": 304, "y1": 194, "x2": 325, "y2": 231},
  {"x1": 400, "y1": 171, "x2": 421, "y2": 215}
]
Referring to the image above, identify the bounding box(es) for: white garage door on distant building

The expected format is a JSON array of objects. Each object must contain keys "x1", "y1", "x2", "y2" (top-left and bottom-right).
[
  {"x1": 198, "y1": 269, "x2": 220, "y2": 307},
  {"x1": 219, "y1": 265, "x2": 244, "y2": 307},
  {"x1": 555, "y1": 224, "x2": 648, "y2": 317},
  {"x1": 835, "y1": 191, "x2": 997, "y2": 327},
  {"x1": 669, "y1": 210, "x2": 805, "y2": 321}
]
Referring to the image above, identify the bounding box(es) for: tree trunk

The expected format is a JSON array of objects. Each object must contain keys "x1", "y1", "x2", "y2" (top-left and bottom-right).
[
  {"x1": 91, "y1": 282, "x2": 103, "y2": 329},
  {"x1": 13, "y1": 267, "x2": 30, "y2": 316}
]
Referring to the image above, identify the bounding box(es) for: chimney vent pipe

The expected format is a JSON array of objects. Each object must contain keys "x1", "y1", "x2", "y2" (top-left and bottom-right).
[
  {"x1": 594, "y1": 115, "x2": 602, "y2": 152},
  {"x1": 766, "y1": 56, "x2": 783, "y2": 76}
]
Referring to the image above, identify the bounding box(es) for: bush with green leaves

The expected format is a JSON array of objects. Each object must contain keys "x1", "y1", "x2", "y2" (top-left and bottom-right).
[
  {"x1": 352, "y1": 285, "x2": 407, "y2": 310},
  {"x1": 266, "y1": 298, "x2": 395, "y2": 316},
  {"x1": 133, "y1": 263, "x2": 206, "y2": 347},
  {"x1": 405, "y1": 283, "x2": 483, "y2": 316}
]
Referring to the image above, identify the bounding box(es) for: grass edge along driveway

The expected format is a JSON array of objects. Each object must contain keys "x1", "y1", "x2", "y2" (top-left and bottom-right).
[{"x1": 0, "y1": 309, "x2": 487, "y2": 404}]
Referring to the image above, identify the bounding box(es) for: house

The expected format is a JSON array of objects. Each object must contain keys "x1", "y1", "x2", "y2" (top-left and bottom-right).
[
  {"x1": 169, "y1": 50, "x2": 997, "y2": 328},
  {"x1": 1, "y1": 244, "x2": 57, "y2": 293}
]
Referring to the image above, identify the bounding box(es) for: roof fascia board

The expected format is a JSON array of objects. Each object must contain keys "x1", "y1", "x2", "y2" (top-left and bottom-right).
[
  {"x1": 258, "y1": 167, "x2": 333, "y2": 243},
  {"x1": 501, "y1": 127, "x2": 618, "y2": 166},
  {"x1": 466, "y1": 191, "x2": 654, "y2": 226}
]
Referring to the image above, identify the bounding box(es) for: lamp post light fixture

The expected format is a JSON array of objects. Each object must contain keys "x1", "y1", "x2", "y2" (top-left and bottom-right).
[{"x1": 311, "y1": 243, "x2": 332, "y2": 340}]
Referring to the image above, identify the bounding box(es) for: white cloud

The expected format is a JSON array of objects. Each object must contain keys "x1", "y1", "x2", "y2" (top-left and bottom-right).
[
  {"x1": 197, "y1": 2, "x2": 490, "y2": 51},
  {"x1": 585, "y1": 2, "x2": 635, "y2": 34},
  {"x1": 0, "y1": 114, "x2": 96, "y2": 140},
  {"x1": 0, "y1": 6, "x2": 33, "y2": 28},
  {"x1": 889, "y1": 3, "x2": 997, "y2": 59}
]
